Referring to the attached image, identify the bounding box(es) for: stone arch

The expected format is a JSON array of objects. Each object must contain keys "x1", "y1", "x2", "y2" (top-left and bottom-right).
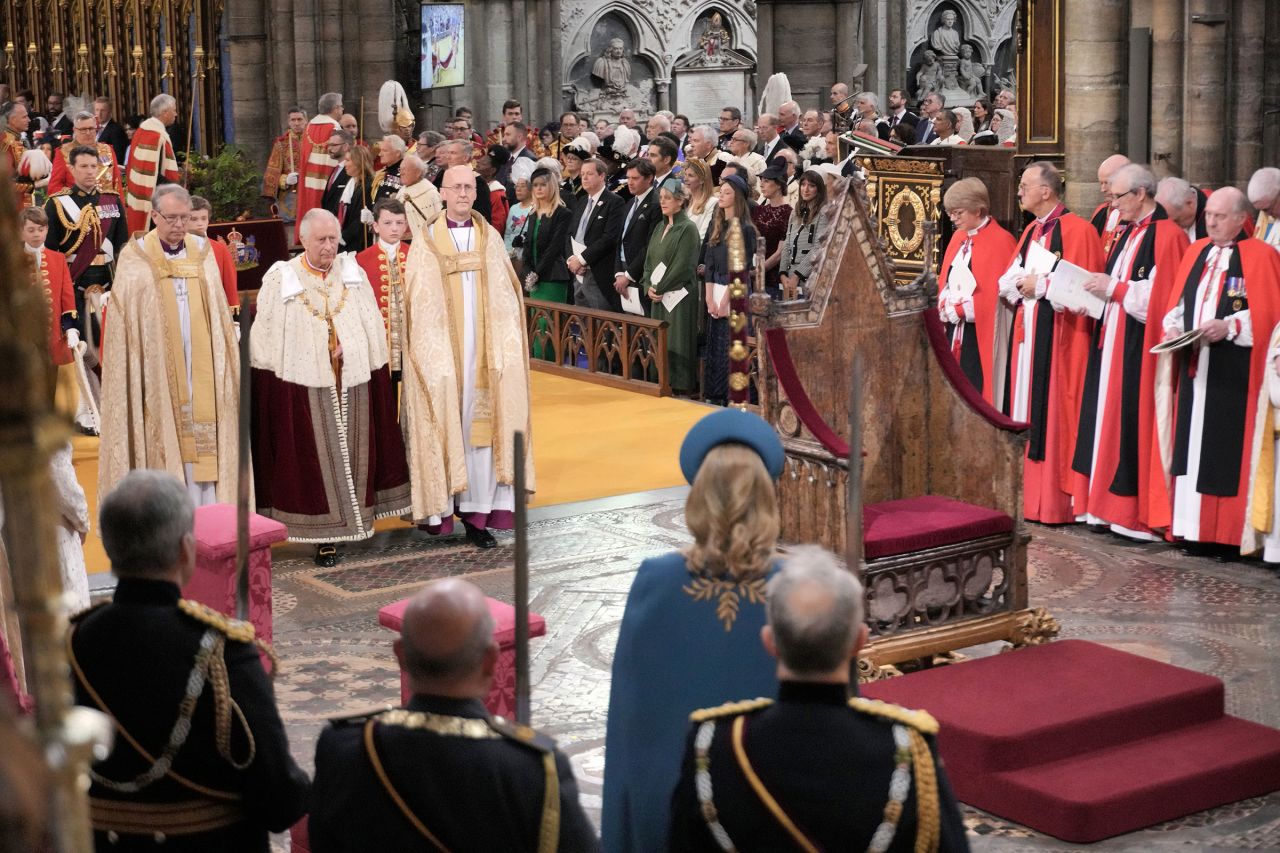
[
  {"x1": 564, "y1": 6, "x2": 665, "y2": 117},
  {"x1": 563, "y1": 4, "x2": 668, "y2": 82},
  {"x1": 671, "y1": 4, "x2": 757, "y2": 64}
]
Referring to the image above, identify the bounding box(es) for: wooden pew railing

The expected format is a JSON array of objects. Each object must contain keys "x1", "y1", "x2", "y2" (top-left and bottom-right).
[{"x1": 524, "y1": 298, "x2": 672, "y2": 396}]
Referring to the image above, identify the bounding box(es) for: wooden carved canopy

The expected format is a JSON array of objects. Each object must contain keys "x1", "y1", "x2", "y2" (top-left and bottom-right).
[{"x1": 2, "y1": 0, "x2": 224, "y2": 153}]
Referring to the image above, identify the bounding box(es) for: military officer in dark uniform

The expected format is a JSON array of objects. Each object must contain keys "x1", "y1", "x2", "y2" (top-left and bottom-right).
[
  {"x1": 43, "y1": 144, "x2": 130, "y2": 335},
  {"x1": 309, "y1": 578, "x2": 599, "y2": 852},
  {"x1": 669, "y1": 546, "x2": 970, "y2": 852},
  {"x1": 69, "y1": 470, "x2": 310, "y2": 851}
]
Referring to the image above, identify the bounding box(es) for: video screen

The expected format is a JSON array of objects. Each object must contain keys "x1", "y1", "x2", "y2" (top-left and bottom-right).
[{"x1": 421, "y1": 4, "x2": 465, "y2": 90}]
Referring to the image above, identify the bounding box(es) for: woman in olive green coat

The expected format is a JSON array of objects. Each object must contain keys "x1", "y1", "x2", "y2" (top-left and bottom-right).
[{"x1": 643, "y1": 178, "x2": 702, "y2": 395}]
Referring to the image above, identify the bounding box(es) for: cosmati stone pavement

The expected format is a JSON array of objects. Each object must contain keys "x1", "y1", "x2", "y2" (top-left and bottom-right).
[{"x1": 185, "y1": 489, "x2": 1280, "y2": 851}]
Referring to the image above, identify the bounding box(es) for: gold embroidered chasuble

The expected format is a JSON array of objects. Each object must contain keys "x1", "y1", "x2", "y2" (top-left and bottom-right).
[
  {"x1": 402, "y1": 211, "x2": 536, "y2": 520},
  {"x1": 99, "y1": 233, "x2": 240, "y2": 501}
]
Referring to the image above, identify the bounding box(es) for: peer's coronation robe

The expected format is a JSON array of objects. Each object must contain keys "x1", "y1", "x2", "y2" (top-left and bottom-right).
[
  {"x1": 250, "y1": 254, "x2": 411, "y2": 542},
  {"x1": 401, "y1": 211, "x2": 535, "y2": 523},
  {"x1": 99, "y1": 233, "x2": 239, "y2": 503}
]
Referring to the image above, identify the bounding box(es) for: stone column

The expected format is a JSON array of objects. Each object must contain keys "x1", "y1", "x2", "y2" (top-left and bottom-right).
[
  {"x1": 512, "y1": 0, "x2": 531, "y2": 112},
  {"x1": 1183, "y1": 0, "x2": 1228, "y2": 186},
  {"x1": 834, "y1": 0, "x2": 860, "y2": 90},
  {"x1": 1231, "y1": 0, "x2": 1265, "y2": 185},
  {"x1": 1266, "y1": 3, "x2": 1280, "y2": 164},
  {"x1": 757, "y1": 1, "x2": 775, "y2": 86},
  {"x1": 1063, "y1": 0, "x2": 1128, "y2": 213},
  {"x1": 1148, "y1": 0, "x2": 1184, "y2": 177}
]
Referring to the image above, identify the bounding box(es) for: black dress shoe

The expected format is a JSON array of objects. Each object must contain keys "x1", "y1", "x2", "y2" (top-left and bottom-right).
[
  {"x1": 463, "y1": 523, "x2": 497, "y2": 550},
  {"x1": 314, "y1": 544, "x2": 339, "y2": 567}
]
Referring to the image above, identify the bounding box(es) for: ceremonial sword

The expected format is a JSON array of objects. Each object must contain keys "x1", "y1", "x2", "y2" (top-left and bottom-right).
[
  {"x1": 235, "y1": 303, "x2": 253, "y2": 623},
  {"x1": 513, "y1": 430, "x2": 531, "y2": 725}
]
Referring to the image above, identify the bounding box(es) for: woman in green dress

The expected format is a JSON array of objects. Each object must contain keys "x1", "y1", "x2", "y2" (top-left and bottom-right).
[
  {"x1": 643, "y1": 178, "x2": 702, "y2": 396},
  {"x1": 520, "y1": 166, "x2": 572, "y2": 360}
]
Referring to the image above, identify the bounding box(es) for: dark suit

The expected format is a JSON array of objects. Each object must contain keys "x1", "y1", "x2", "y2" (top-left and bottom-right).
[
  {"x1": 917, "y1": 116, "x2": 939, "y2": 145},
  {"x1": 320, "y1": 165, "x2": 352, "y2": 217},
  {"x1": 97, "y1": 119, "x2": 130, "y2": 164},
  {"x1": 759, "y1": 136, "x2": 787, "y2": 167},
  {"x1": 521, "y1": 206, "x2": 572, "y2": 285},
  {"x1": 670, "y1": 681, "x2": 970, "y2": 853},
  {"x1": 338, "y1": 175, "x2": 374, "y2": 252},
  {"x1": 70, "y1": 579, "x2": 309, "y2": 852},
  {"x1": 614, "y1": 185, "x2": 660, "y2": 310},
  {"x1": 567, "y1": 190, "x2": 626, "y2": 310},
  {"x1": 309, "y1": 694, "x2": 600, "y2": 852},
  {"x1": 880, "y1": 110, "x2": 921, "y2": 142},
  {"x1": 780, "y1": 124, "x2": 808, "y2": 153}
]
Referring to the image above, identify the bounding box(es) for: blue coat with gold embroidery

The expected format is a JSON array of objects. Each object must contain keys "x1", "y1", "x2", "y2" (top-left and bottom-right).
[{"x1": 601, "y1": 552, "x2": 779, "y2": 853}]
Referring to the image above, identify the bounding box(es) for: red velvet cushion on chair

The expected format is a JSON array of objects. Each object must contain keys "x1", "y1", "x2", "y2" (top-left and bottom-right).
[{"x1": 864, "y1": 495, "x2": 1013, "y2": 560}]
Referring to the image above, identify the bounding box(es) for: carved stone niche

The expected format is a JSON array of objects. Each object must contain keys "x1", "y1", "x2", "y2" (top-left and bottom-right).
[
  {"x1": 905, "y1": 0, "x2": 1018, "y2": 107},
  {"x1": 672, "y1": 7, "x2": 753, "y2": 126},
  {"x1": 567, "y1": 12, "x2": 658, "y2": 122}
]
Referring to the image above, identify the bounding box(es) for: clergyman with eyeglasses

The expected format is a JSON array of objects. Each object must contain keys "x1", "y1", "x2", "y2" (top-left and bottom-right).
[
  {"x1": 99, "y1": 183, "x2": 244, "y2": 507},
  {"x1": 401, "y1": 163, "x2": 535, "y2": 550}
]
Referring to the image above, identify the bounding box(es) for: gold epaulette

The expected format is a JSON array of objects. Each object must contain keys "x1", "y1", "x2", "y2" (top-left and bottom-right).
[
  {"x1": 488, "y1": 714, "x2": 553, "y2": 753},
  {"x1": 177, "y1": 599, "x2": 256, "y2": 644},
  {"x1": 848, "y1": 697, "x2": 939, "y2": 735},
  {"x1": 689, "y1": 697, "x2": 774, "y2": 723},
  {"x1": 327, "y1": 706, "x2": 395, "y2": 727},
  {"x1": 49, "y1": 187, "x2": 71, "y2": 197}
]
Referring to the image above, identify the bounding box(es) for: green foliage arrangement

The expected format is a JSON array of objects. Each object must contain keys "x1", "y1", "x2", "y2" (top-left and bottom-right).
[{"x1": 184, "y1": 145, "x2": 260, "y2": 222}]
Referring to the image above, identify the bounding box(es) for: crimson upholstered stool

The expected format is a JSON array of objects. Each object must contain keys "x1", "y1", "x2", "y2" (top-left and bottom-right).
[
  {"x1": 184, "y1": 503, "x2": 287, "y2": 668},
  {"x1": 378, "y1": 595, "x2": 547, "y2": 717}
]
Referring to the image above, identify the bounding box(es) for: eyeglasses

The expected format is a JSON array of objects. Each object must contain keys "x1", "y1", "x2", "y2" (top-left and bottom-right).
[
  {"x1": 443, "y1": 184, "x2": 476, "y2": 194},
  {"x1": 719, "y1": 116, "x2": 736, "y2": 122},
  {"x1": 1112, "y1": 189, "x2": 1139, "y2": 201},
  {"x1": 154, "y1": 212, "x2": 191, "y2": 224}
]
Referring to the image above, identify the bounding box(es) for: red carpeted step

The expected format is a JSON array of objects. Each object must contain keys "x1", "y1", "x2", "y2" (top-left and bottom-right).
[
  {"x1": 972, "y1": 716, "x2": 1280, "y2": 843},
  {"x1": 862, "y1": 640, "x2": 1224, "y2": 772}
]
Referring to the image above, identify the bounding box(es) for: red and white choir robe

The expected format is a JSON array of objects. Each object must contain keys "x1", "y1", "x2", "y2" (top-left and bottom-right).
[
  {"x1": 48, "y1": 141, "x2": 122, "y2": 197},
  {"x1": 998, "y1": 204, "x2": 1105, "y2": 523},
  {"x1": 354, "y1": 239, "x2": 409, "y2": 376},
  {"x1": 206, "y1": 236, "x2": 241, "y2": 318},
  {"x1": 1245, "y1": 321, "x2": 1280, "y2": 560},
  {"x1": 1071, "y1": 207, "x2": 1189, "y2": 538},
  {"x1": 1158, "y1": 238, "x2": 1280, "y2": 548},
  {"x1": 1091, "y1": 201, "x2": 1126, "y2": 260},
  {"x1": 123, "y1": 117, "x2": 180, "y2": 235},
  {"x1": 249, "y1": 254, "x2": 411, "y2": 543},
  {"x1": 937, "y1": 216, "x2": 1017, "y2": 406},
  {"x1": 295, "y1": 116, "x2": 341, "y2": 242},
  {"x1": 28, "y1": 245, "x2": 78, "y2": 365},
  {"x1": 402, "y1": 213, "x2": 535, "y2": 533}
]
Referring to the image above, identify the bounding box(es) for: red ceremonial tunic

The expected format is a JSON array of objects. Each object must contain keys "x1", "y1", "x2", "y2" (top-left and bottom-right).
[
  {"x1": 354, "y1": 242, "x2": 409, "y2": 372},
  {"x1": 295, "y1": 116, "x2": 341, "y2": 242},
  {"x1": 48, "y1": 142, "x2": 122, "y2": 197},
  {"x1": 1072, "y1": 211, "x2": 1189, "y2": 535},
  {"x1": 207, "y1": 237, "x2": 240, "y2": 316},
  {"x1": 937, "y1": 217, "x2": 1017, "y2": 406},
  {"x1": 1004, "y1": 207, "x2": 1105, "y2": 523},
  {"x1": 36, "y1": 248, "x2": 77, "y2": 365},
  {"x1": 1160, "y1": 238, "x2": 1280, "y2": 547}
]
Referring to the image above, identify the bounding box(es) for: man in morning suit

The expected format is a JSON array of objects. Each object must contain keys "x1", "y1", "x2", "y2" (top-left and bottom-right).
[
  {"x1": 69, "y1": 470, "x2": 309, "y2": 851},
  {"x1": 309, "y1": 578, "x2": 599, "y2": 852},
  {"x1": 566, "y1": 156, "x2": 626, "y2": 311},
  {"x1": 613, "y1": 157, "x2": 660, "y2": 312},
  {"x1": 669, "y1": 545, "x2": 970, "y2": 852}
]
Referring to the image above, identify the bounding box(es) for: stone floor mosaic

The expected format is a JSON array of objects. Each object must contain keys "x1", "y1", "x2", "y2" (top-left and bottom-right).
[{"x1": 250, "y1": 497, "x2": 1280, "y2": 850}]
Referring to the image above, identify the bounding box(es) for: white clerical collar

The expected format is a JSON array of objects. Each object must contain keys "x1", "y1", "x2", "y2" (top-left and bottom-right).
[
  {"x1": 967, "y1": 217, "x2": 990, "y2": 237},
  {"x1": 378, "y1": 239, "x2": 400, "y2": 255}
]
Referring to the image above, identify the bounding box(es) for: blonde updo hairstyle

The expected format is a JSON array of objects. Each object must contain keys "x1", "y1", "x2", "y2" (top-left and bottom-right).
[{"x1": 682, "y1": 443, "x2": 780, "y2": 581}]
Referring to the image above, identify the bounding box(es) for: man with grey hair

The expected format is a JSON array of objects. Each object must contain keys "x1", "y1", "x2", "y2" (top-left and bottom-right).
[
  {"x1": 309, "y1": 578, "x2": 598, "y2": 849},
  {"x1": 100, "y1": 182, "x2": 241, "y2": 506},
  {"x1": 397, "y1": 152, "x2": 442, "y2": 241},
  {"x1": 778, "y1": 99, "x2": 804, "y2": 150},
  {"x1": 432, "y1": 138, "x2": 491, "y2": 220},
  {"x1": 373, "y1": 133, "x2": 408, "y2": 203},
  {"x1": 70, "y1": 470, "x2": 310, "y2": 849},
  {"x1": 1247, "y1": 166, "x2": 1280, "y2": 252},
  {"x1": 686, "y1": 124, "x2": 732, "y2": 182},
  {"x1": 644, "y1": 111, "x2": 672, "y2": 144},
  {"x1": 296, "y1": 91, "x2": 345, "y2": 240},
  {"x1": 1074, "y1": 163, "x2": 1189, "y2": 540},
  {"x1": 251, "y1": 207, "x2": 410, "y2": 565},
  {"x1": 756, "y1": 112, "x2": 785, "y2": 163},
  {"x1": 122, "y1": 93, "x2": 179, "y2": 232},
  {"x1": 917, "y1": 91, "x2": 945, "y2": 144},
  {"x1": 1156, "y1": 176, "x2": 1207, "y2": 242},
  {"x1": 670, "y1": 545, "x2": 968, "y2": 851}
]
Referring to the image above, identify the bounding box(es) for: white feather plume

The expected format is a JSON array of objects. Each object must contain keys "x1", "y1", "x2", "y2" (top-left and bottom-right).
[
  {"x1": 378, "y1": 80, "x2": 410, "y2": 133},
  {"x1": 758, "y1": 73, "x2": 792, "y2": 118}
]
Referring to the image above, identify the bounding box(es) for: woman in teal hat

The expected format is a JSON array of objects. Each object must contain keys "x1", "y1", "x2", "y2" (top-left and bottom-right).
[
  {"x1": 643, "y1": 177, "x2": 702, "y2": 396},
  {"x1": 602, "y1": 409, "x2": 786, "y2": 853}
]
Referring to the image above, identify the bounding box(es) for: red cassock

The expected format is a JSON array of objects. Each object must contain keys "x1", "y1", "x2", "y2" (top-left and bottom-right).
[
  {"x1": 937, "y1": 218, "x2": 1017, "y2": 406},
  {"x1": 1071, "y1": 212, "x2": 1189, "y2": 535},
  {"x1": 38, "y1": 249, "x2": 77, "y2": 365},
  {"x1": 207, "y1": 237, "x2": 240, "y2": 316},
  {"x1": 1159, "y1": 237, "x2": 1280, "y2": 547},
  {"x1": 1006, "y1": 208, "x2": 1105, "y2": 524},
  {"x1": 295, "y1": 116, "x2": 341, "y2": 242}
]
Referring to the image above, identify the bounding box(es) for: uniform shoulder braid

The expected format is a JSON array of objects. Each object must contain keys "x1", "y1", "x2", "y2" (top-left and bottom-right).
[
  {"x1": 848, "y1": 696, "x2": 939, "y2": 735},
  {"x1": 49, "y1": 187, "x2": 72, "y2": 198},
  {"x1": 487, "y1": 714, "x2": 556, "y2": 753},
  {"x1": 178, "y1": 598, "x2": 256, "y2": 643},
  {"x1": 689, "y1": 697, "x2": 774, "y2": 723}
]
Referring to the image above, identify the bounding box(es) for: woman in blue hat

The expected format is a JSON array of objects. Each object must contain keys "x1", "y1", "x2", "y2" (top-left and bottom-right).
[{"x1": 602, "y1": 409, "x2": 785, "y2": 853}]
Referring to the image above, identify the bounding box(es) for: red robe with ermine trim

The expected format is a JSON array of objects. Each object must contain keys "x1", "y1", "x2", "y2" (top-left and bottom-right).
[
  {"x1": 938, "y1": 218, "x2": 1017, "y2": 406},
  {"x1": 295, "y1": 116, "x2": 341, "y2": 242}
]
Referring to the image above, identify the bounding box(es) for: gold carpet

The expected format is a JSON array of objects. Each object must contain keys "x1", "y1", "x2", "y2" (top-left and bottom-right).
[{"x1": 74, "y1": 372, "x2": 710, "y2": 574}]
